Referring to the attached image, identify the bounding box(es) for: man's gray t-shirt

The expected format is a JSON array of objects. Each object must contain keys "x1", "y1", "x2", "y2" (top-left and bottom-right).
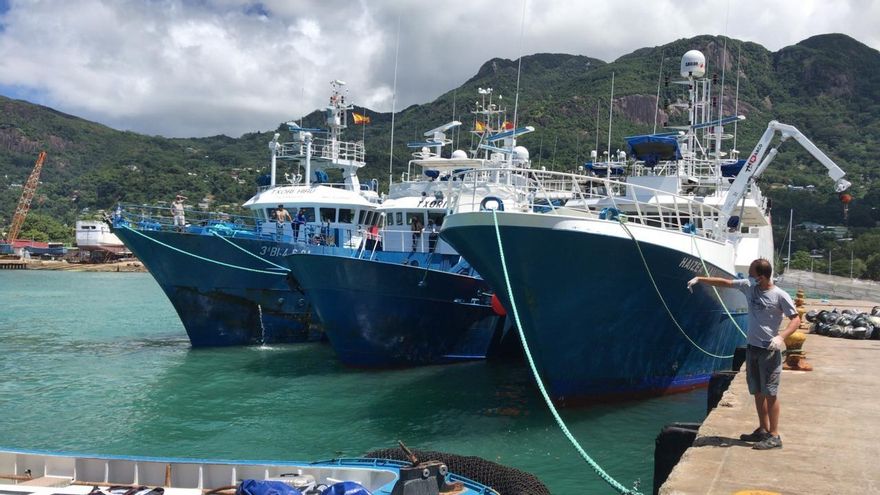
[{"x1": 732, "y1": 279, "x2": 797, "y2": 348}]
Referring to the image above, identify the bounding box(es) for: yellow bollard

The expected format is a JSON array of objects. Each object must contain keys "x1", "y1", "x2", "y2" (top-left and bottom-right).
[{"x1": 784, "y1": 289, "x2": 813, "y2": 371}]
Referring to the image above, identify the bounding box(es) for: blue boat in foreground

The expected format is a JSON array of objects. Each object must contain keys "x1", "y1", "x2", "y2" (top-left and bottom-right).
[{"x1": 0, "y1": 446, "x2": 498, "y2": 495}]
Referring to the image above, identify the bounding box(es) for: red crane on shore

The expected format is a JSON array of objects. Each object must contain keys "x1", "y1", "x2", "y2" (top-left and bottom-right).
[{"x1": 4, "y1": 151, "x2": 47, "y2": 245}]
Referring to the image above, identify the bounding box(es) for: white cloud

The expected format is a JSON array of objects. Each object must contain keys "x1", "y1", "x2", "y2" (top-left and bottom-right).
[{"x1": 0, "y1": 0, "x2": 876, "y2": 137}]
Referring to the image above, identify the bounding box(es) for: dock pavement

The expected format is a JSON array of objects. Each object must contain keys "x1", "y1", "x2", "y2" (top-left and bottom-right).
[{"x1": 660, "y1": 299, "x2": 880, "y2": 495}]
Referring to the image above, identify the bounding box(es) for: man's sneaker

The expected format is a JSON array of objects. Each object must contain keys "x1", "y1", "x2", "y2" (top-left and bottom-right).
[
  {"x1": 752, "y1": 435, "x2": 783, "y2": 450},
  {"x1": 739, "y1": 428, "x2": 771, "y2": 442}
]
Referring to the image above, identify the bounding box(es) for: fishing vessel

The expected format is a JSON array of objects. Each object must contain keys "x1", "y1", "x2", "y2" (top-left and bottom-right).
[
  {"x1": 0, "y1": 446, "x2": 496, "y2": 495},
  {"x1": 282, "y1": 94, "x2": 534, "y2": 367},
  {"x1": 111, "y1": 81, "x2": 380, "y2": 347},
  {"x1": 76, "y1": 220, "x2": 129, "y2": 261},
  {"x1": 439, "y1": 50, "x2": 852, "y2": 403}
]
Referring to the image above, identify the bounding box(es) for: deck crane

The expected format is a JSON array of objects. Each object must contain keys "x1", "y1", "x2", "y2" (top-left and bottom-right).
[
  {"x1": 4, "y1": 151, "x2": 48, "y2": 245},
  {"x1": 719, "y1": 121, "x2": 851, "y2": 233}
]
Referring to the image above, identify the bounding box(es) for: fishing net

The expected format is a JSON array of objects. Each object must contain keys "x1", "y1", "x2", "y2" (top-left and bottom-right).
[{"x1": 364, "y1": 447, "x2": 550, "y2": 495}]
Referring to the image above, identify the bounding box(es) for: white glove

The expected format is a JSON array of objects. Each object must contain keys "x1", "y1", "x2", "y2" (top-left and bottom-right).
[
  {"x1": 687, "y1": 277, "x2": 699, "y2": 293},
  {"x1": 768, "y1": 335, "x2": 787, "y2": 352}
]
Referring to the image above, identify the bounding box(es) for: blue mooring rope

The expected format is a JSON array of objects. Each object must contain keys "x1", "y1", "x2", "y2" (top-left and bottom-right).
[
  {"x1": 490, "y1": 209, "x2": 641, "y2": 495},
  {"x1": 688, "y1": 232, "x2": 748, "y2": 339},
  {"x1": 616, "y1": 219, "x2": 734, "y2": 359},
  {"x1": 210, "y1": 231, "x2": 291, "y2": 271},
  {"x1": 122, "y1": 226, "x2": 288, "y2": 276}
]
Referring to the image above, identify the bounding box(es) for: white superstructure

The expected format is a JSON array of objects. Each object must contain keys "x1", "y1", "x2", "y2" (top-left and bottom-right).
[
  {"x1": 378, "y1": 89, "x2": 537, "y2": 254},
  {"x1": 241, "y1": 80, "x2": 380, "y2": 247},
  {"x1": 75, "y1": 220, "x2": 128, "y2": 255}
]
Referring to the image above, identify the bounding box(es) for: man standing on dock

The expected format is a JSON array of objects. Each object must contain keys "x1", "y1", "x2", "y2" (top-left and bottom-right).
[{"x1": 687, "y1": 258, "x2": 800, "y2": 450}]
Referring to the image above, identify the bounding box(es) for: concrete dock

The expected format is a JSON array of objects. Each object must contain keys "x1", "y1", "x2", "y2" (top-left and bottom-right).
[
  {"x1": 0, "y1": 259, "x2": 147, "y2": 272},
  {"x1": 661, "y1": 299, "x2": 880, "y2": 495}
]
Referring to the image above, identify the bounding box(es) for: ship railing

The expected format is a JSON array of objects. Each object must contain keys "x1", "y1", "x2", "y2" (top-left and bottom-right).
[
  {"x1": 447, "y1": 167, "x2": 727, "y2": 239},
  {"x1": 276, "y1": 138, "x2": 366, "y2": 164},
  {"x1": 627, "y1": 158, "x2": 723, "y2": 182},
  {"x1": 256, "y1": 181, "x2": 357, "y2": 193},
  {"x1": 114, "y1": 203, "x2": 373, "y2": 249},
  {"x1": 442, "y1": 168, "x2": 532, "y2": 214},
  {"x1": 255, "y1": 219, "x2": 369, "y2": 249},
  {"x1": 373, "y1": 228, "x2": 443, "y2": 254},
  {"x1": 114, "y1": 203, "x2": 261, "y2": 233},
  {"x1": 295, "y1": 223, "x2": 368, "y2": 250}
]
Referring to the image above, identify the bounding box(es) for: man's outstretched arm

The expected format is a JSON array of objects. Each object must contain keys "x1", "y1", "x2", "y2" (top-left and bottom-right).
[{"x1": 687, "y1": 276, "x2": 734, "y2": 292}]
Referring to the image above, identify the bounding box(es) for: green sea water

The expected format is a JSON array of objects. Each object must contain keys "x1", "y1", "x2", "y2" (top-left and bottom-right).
[{"x1": 0, "y1": 271, "x2": 708, "y2": 493}]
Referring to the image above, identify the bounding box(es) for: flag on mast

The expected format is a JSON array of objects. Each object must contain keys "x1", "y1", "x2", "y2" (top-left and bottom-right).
[{"x1": 353, "y1": 112, "x2": 371, "y2": 125}]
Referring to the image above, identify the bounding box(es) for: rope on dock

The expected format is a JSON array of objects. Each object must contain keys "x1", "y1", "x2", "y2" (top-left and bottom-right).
[
  {"x1": 490, "y1": 209, "x2": 642, "y2": 495},
  {"x1": 121, "y1": 226, "x2": 287, "y2": 276}
]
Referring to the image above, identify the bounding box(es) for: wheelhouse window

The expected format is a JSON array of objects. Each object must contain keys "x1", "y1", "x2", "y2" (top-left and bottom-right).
[
  {"x1": 428, "y1": 212, "x2": 445, "y2": 227},
  {"x1": 339, "y1": 208, "x2": 354, "y2": 224},
  {"x1": 320, "y1": 208, "x2": 336, "y2": 223},
  {"x1": 395, "y1": 212, "x2": 403, "y2": 226},
  {"x1": 362, "y1": 210, "x2": 378, "y2": 226},
  {"x1": 299, "y1": 207, "x2": 316, "y2": 222},
  {"x1": 406, "y1": 212, "x2": 424, "y2": 226}
]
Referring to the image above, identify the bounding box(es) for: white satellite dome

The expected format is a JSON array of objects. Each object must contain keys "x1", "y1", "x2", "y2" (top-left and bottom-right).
[
  {"x1": 680, "y1": 50, "x2": 706, "y2": 78},
  {"x1": 513, "y1": 146, "x2": 529, "y2": 162},
  {"x1": 451, "y1": 149, "x2": 468, "y2": 159}
]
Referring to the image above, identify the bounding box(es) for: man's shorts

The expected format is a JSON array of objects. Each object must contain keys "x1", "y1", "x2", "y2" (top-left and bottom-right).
[{"x1": 746, "y1": 344, "x2": 782, "y2": 396}]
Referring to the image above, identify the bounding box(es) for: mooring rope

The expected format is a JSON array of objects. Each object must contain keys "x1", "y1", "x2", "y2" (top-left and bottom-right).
[
  {"x1": 616, "y1": 219, "x2": 734, "y2": 359},
  {"x1": 210, "y1": 231, "x2": 290, "y2": 271},
  {"x1": 688, "y1": 233, "x2": 748, "y2": 339},
  {"x1": 490, "y1": 209, "x2": 641, "y2": 495},
  {"x1": 121, "y1": 226, "x2": 287, "y2": 276}
]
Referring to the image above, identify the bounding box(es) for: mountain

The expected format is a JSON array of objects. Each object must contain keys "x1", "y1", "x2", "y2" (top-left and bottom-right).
[{"x1": 2, "y1": 33, "x2": 879, "y2": 264}]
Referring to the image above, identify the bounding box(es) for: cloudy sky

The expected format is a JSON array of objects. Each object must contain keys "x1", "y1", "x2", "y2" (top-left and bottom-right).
[{"x1": 0, "y1": 0, "x2": 877, "y2": 138}]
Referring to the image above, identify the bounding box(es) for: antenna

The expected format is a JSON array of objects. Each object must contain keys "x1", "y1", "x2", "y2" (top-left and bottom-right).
[
  {"x1": 387, "y1": 15, "x2": 401, "y2": 185},
  {"x1": 510, "y1": 0, "x2": 527, "y2": 164},
  {"x1": 717, "y1": 34, "x2": 728, "y2": 158},
  {"x1": 653, "y1": 52, "x2": 665, "y2": 134},
  {"x1": 606, "y1": 72, "x2": 614, "y2": 163},
  {"x1": 732, "y1": 43, "x2": 742, "y2": 155},
  {"x1": 451, "y1": 88, "x2": 458, "y2": 150},
  {"x1": 299, "y1": 74, "x2": 305, "y2": 129}
]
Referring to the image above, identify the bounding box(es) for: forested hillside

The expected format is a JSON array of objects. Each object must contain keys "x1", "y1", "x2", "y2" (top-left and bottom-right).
[{"x1": 2, "y1": 33, "x2": 878, "y2": 276}]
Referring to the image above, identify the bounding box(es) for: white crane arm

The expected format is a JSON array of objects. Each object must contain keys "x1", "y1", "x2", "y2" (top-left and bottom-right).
[{"x1": 720, "y1": 121, "x2": 851, "y2": 218}]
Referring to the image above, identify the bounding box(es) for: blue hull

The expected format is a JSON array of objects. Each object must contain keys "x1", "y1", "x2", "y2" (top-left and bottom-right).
[
  {"x1": 441, "y1": 217, "x2": 747, "y2": 403},
  {"x1": 283, "y1": 253, "x2": 503, "y2": 367},
  {"x1": 114, "y1": 226, "x2": 319, "y2": 347}
]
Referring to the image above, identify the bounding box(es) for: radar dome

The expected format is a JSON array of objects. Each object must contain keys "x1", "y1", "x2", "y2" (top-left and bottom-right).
[
  {"x1": 451, "y1": 149, "x2": 468, "y2": 159},
  {"x1": 513, "y1": 146, "x2": 529, "y2": 162},
  {"x1": 680, "y1": 50, "x2": 706, "y2": 78}
]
